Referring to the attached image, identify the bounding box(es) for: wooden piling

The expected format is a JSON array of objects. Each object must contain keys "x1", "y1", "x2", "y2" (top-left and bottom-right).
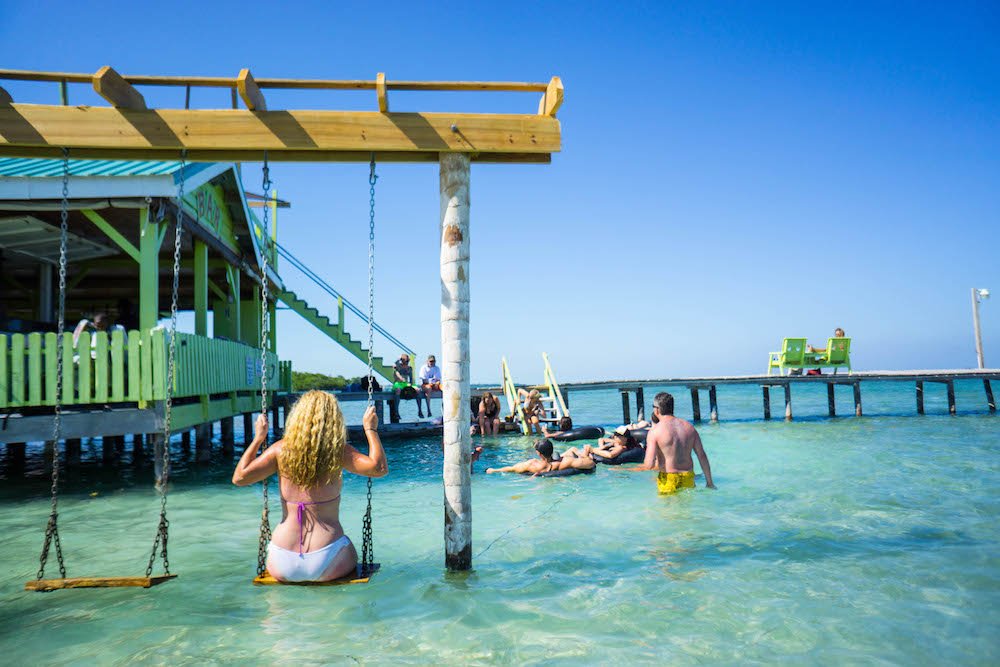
[
  {"x1": 620, "y1": 390, "x2": 631, "y2": 425},
  {"x1": 827, "y1": 383, "x2": 836, "y2": 417},
  {"x1": 243, "y1": 413, "x2": 253, "y2": 440},
  {"x1": 985, "y1": 380, "x2": 996, "y2": 413},
  {"x1": 114, "y1": 435, "x2": 125, "y2": 455},
  {"x1": 180, "y1": 429, "x2": 191, "y2": 453},
  {"x1": 6, "y1": 442, "x2": 26, "y2": 470},
  {"x1": 271, "y1": 404, "x2": 281, "y2": 437},
  {"x1": 152, "y1": 434, "x2": 166, "y2": 484},
  {"x1": 853, "y1": 382, "x2": 862, "y2": 417},
  {"x1": 635, "y1": 386, "x2": 645, "y2": 422},
  {"x1": 783, "y1": 384, "x2": 792, "y2": 421},
  {"x1": 102, "y1": 437, "x2": 116, "y2": 463},
  {"x1": 195, "y1": 423, "x2": 212, "y2": 462},
  {"x1": 690, "y1": 387, "x2": 701, "y2": 422},
  {"x1": 66, "y1": 438, "x2": 81, "y2": 466},
  {"x1": 374, "y1": 399, "x2": 384, "y2": 425},
  {"x1": 946, "y1": 380, "x2": 956, "y2": 415},
  {"x1": 132, "y1": 436, "x2": 144, "y2": 465},
  {"x1": 762, "y1": 385, "x2": 771, "y2": 420},
  {"x1": 220, "y1": 417, "x2": 234, "y2": 455},
  {"x1": 916, "y1": 381, "x2": 924, "y2": 414},
  {"x1": 708, "y1": 385, "x2": 718, "y2": 422}
]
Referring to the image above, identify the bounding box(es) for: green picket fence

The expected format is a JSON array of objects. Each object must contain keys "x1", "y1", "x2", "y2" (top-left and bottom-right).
[{"x1": 0, "y1": 331, "x2": 290, "y2": 409}]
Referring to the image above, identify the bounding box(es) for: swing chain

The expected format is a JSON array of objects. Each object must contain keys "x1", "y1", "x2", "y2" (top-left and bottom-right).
[
  {"x1": 37, "y1": 148, "x2": 71, "y2": 580},
  {"x1": 256, "y1": 154, "x2": 274, "y2": 578},
  {"x1": 361, "y1": 154, "x2": 377, "y2": 576},
  {"x1": 146, "y1": 149, "x2": 186, "y2": 577}
]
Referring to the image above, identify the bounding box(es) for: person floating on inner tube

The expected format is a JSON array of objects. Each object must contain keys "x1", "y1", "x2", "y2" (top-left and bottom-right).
[
  {"x1": 485, "y1": 439, "x2": 595, "y2": 476},
  {"x1": 562, "y1": 429, "x2": 642, "y2": 463}
]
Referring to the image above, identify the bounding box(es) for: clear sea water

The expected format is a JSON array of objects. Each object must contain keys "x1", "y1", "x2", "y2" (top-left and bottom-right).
[{"x1": 1, "y1": 381, "x2": 997, "y2": 665}]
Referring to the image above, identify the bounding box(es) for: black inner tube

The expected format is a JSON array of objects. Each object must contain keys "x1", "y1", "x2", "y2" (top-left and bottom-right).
[
  {"x1": 547, "y1": 426, "x2": 605, "y2": 442},
  {"x1": 535, "y1": 465, "x2": 596, "y2": 478}
]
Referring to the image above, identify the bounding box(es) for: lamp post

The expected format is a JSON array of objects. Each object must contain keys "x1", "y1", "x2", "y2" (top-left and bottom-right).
[{"x1": 971, "y1": 288, "x2": 990, "y2": 369}]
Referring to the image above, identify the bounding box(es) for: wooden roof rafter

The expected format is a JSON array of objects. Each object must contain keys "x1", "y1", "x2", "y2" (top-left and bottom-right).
[{"x1": 0, "y1": 67, "x2": 564, "y2": 163}]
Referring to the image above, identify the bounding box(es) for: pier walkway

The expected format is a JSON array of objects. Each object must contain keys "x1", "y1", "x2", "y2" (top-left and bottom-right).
[{"x1": 556, "y1": 369, "x2": 999, "y2": 422}]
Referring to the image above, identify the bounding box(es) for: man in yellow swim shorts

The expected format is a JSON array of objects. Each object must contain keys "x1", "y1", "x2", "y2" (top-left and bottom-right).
[{"x1": 625, "y1": 392, "x2": 716, "y2": 494}]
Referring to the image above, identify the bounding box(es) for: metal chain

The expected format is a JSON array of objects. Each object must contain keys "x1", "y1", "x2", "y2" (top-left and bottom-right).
[
  {"x1": 146, "y1": 149, "x2": 186, "y2": 577},
  {"x1": 37, "y1": 148, "x2": 71, "y2": 580},
  {"x1": 256, "y1": 155, "x2": 273, "y2": 577},
  {"x1": 361, "y1": 154, "x2": 377, "y2": 576}
]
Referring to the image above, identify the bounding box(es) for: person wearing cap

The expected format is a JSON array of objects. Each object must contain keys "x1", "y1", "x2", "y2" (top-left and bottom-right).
[
  {"x1": 418, "y1": 354, "x2": 442, "y2": 418},
  {"x1": 485, "y1": 439, "x2": 595, "y2": 476}
]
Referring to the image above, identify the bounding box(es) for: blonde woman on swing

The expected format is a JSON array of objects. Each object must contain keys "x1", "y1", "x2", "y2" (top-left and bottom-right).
[{"x1": 232, "y1": 390, "x2": 388, "y2": 582}]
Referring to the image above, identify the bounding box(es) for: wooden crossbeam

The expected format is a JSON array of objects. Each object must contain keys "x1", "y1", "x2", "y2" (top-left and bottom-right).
[
  {"x1": 92, "y1": 66, "x2": 146, "y2": 110},
  {"x1": 236, "y1": 69, "x2": 266, "y2": 111},
  {"x1": 376, "y1": 72, "x2": 388, "y2": 113},
  {"x1": 0, "y1": 104, "x2": 560, "y2": 163}
]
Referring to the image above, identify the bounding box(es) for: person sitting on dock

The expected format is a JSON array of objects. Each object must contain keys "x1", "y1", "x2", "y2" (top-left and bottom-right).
[
  {"x1": 808, "y1": 328, "x2": 846, "y2": 354},
  {"x1": 485, "y1": 439, "x2": 594, "y2": 476},
  {"x1": 623, "y1": 392, "x2": 716, "y2": 493},
  {"x1": 231, "y1": 391, "x2": 388, "y2": 583},
  {"x1": 390, "y1": 353, "x2": 417, "y2": 422},
  {"x1": 516, "y1": 388, "x2": 545, "y2": 435},
  {"x1": 418, "y1": 355, "x2": 442, "y2": 418},
  {"x1": 478, "y1": 391, "x2": 502, "y2": 436}
]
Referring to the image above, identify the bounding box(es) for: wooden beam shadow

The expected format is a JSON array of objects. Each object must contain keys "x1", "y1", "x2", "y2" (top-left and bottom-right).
[
  {"x1": 253, "y1": 110, "x2": 318, "y2": 149},
  {"x1": 387, "y1": 112, "x2": 452, "y2": 151},
  {"x1": 0, "y1": 106, "x2": 47, "y2": 144}
]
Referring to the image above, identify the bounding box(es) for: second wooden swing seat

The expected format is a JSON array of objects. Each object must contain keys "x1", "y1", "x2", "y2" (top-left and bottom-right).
[{"x1": 253, "y1": 564, "x2": 380, "y2": 586}]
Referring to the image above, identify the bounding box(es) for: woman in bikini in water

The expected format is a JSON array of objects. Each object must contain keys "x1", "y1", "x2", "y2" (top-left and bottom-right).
[{"x1": 232, "y1": 390, "x2": 388, "y2": 582}]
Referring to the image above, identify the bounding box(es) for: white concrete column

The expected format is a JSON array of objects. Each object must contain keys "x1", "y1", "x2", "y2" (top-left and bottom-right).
[{"x1": 440, "y1": 152, "x2": 472, "y2": 571}]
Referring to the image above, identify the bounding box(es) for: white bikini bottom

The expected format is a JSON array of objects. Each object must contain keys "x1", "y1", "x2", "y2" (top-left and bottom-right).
[{"x1": 266, "y1": 535, "x2": 353, "y2": 582}]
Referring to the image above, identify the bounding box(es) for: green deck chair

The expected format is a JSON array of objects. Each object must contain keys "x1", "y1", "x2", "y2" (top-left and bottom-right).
[
  {"x1": 819, "y1": 337, "x2": 852, "y2": 374},
  {"x1": 767, "y1": 338, "x2": 807, "y2": 376}
]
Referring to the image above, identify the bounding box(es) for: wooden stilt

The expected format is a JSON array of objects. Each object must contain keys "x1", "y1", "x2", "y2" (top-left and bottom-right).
[
  {"x1": 220, "y1": 417, "x2": 234, "y2": 455},
  {"x1": 243, "y1": 413, "x2": 253, "y2": 440},
  {"x1": 441, "y1": 152, "x2": 472, "y2": 572},
  {"x1": 152, "y1": 433, "x2": 166, "y2": 483},
  {"x1": 132, "y1": 436, "x2": 144, "y2": 466},
  {"x1": 708, "y1": 385, "x2": 718, "y2": 422},
  {"x1": 690, "y1": 387, "x2": 701, "y2": 422},
  {"x1": 762, "y1": 385, "x2": 771, "y2": 420},
  {"x1": 133, "y1": 433, "x2": 144, "y2": 446},
  {"x1": 853, "y1": 382, "x2": 862, "y2": 417},
  {"x1": 102, "y1": 437, "x2": 116, "y2": 463},
  {"x1": 180, "y1": 429, "x2": 191, "y2": 453},
  {"x1": 827, "y1": 383, "x2": 836, "y2": 417},
  {"x1": 66, "y1": 438, "x2": 81, "y2": 466},
  {"x1": 916, "y1": 381, "x2": 924, "y2": 414},
  {"x1": 783, "y1": 384, "x2": 792, "y2": 421},
  {"x1": 374, "y1": 399, "x2": 384, "y2": 425},
  {"x1": 271, "y1": 404, "x2": 281, "y2": 438},
  {"x1": 946, "y1": 380, "x2": 956, "y2": 415},
  {"x1": 635, "y1": 386, "x2": 645, "y2": 422},
  {"x1": 620, "y1": 390, "x2": 631, "y2": 425},
  {"x1": 7, "y1": 442, "x2": 26, "y2": 470},
  {"x1": 195, "y1": 424, "x2": 212, "y2": 462},
  {"x1": 985, "y1": 379, "x2": 996, "y2": 413}
]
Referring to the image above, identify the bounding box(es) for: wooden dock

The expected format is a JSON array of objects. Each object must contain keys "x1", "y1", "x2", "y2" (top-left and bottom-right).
[{"x1": 555, "y1": 369, "x2": 999, "y2": 423}]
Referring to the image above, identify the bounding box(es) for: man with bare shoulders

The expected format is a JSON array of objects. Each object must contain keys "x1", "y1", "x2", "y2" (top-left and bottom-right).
[{"x1": 632, "y1": 391, "x2": 715, "y2": 493}]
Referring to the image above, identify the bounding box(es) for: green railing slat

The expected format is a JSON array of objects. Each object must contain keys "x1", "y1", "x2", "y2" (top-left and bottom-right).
[
  {"x1": 140, "y1": 329, "x2": 152, "y2": 404},
  {"x1": 61, "y1": 334, "x2": 75, "y2": 405},
  {"x1": 151, "y1": 329, "x2": 166, "y2": 401},
  {"x1": 111, "y1": 330, "x2": 125, "y2": 402},
  {"x1": 0, "y1": 335, "x2": 8, "y2": 408},
  {"x1": 127, "y1": 331, "x2": 141, "y2": 401},
  {"x1": 44, "y1": 333, "x2": 57, "y2": 406},
  {"x1": 94, "y1": 332, "x2": 109, "y2": 403},
  {"x1": 11, "y1": 333, "x2": 25, "y2": 407},
  {"x1": 28, "y1": 333, "x2": 42, "y2": 405},
  {"x1": 77, "y1": 332, "x2": 92, "y2": 404}
]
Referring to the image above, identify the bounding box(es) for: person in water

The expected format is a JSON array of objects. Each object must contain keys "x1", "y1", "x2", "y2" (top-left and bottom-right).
[
  {"x1": 478, "y1": 391, "x2": 502, "y2": 436},
  {"x1": 541, "y1": 416, "x2": 574, "y2": 439},
  {"x1": 232, "y1": 391, "x2": 388, "y2": 582},
  {"x1": 624, "y1": 391, "x2": 715, "y2": 494},
  {"x1": 517, "y1": 388, "x2": 545, "y2": 435},
  {"x1": 485, "y1": 439, "x2": 595, "y2": 476},
  {"x1": 562, "y1": 429, "x2": 641, "y2": 462}
]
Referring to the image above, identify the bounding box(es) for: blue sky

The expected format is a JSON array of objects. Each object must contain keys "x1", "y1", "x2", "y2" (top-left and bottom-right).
[{"x1": 2, "y1": 2, "x2": 997, "y2": 382}]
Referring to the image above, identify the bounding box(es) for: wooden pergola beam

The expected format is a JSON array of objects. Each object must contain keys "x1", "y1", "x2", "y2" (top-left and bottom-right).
[
  {"x1": 92, "y1": 66, "x2": 146, "y2": 110},
  {"x1": 538, "y1": 76, "x2": 564, "y2": 117},
  {"x1": 0, "y1": 104, "x2": 560, "y2": 162}
]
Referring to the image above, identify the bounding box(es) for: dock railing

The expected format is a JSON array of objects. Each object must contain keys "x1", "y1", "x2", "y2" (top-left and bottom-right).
[
  {"x1": 501, "y1": 357, "x2": 529, "y2": 434},
  {"x1": 0, "y1": 331, "x2": 290, "y2": 410},
  {"x1": 542, "y1": 352, "x2": 569, "y2": 421}
]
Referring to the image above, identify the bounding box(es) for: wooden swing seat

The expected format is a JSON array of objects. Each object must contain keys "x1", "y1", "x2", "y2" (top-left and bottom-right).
[
  {"x1": 253, "y1": 563, "x2": 379, "y2": 586},
  {"x1": 25, "y1": 574, "x2": 177, "y2": 592}
]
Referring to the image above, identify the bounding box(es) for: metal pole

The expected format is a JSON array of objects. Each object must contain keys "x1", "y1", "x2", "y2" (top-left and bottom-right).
[{"x1": 972, "y1": 288, "x2": 985, "y2": 369}]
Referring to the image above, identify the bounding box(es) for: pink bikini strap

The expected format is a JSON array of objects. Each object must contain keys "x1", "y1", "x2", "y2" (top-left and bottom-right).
[{"x1": 295, "y1": 495, "x2": 340, "y2": 555}]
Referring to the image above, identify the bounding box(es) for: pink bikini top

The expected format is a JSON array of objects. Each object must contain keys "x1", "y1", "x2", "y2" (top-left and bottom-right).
[{"x1": 291, "y1": 495, "x2": 340, "y2": 555}]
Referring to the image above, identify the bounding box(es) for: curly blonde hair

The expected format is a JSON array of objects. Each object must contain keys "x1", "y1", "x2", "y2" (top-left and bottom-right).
[{"x1": 278, "y1": 390, "x2": 346, "y2": 487}]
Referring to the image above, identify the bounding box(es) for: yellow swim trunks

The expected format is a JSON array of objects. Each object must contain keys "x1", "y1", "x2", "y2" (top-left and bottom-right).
[{"x1": 657, "y1": 471, "x2": 695, "y2": 495}]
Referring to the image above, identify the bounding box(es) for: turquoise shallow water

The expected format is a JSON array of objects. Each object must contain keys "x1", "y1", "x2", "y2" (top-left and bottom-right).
[{"x1": 1, "y1": 382, "x2": 998, "y2": 665}]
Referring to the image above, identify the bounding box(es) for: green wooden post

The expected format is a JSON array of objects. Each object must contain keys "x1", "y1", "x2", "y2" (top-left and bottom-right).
[
  {"x1": 111, "y1": 329, "x2": 125, "y2": 401},
  {"x1": 78, "y1": 332, "x2": 92, "y2": 404},
  {"x1": 268, "y1": 298, "x2": 277, "y2": 354},
  {"x1": 11, "y1": 333, "x2": 24, "y2": 406},
  {"x1": 127, "y1": 331, "x2": 141, "y2": 401},
  {"x1": 61, "y1": 333, "x2": 75, "y2": 405},
  {"x1": 44, "y1": 332, "x2": 57, "y2": 406},
  {"x1": 227, "y1": 265, "x2": 241, "y2": 342},
  {"x1": 28, "y1": 333, "x2": 42, "y2": 405},
  {"x1": 94, "y1": 331, "x2": 109, "y2": 403},
  {"x1": 0, "y1": 334, "x2": 8, "y2": 408},
  {"x1": 194, "y1": 240, "x2": 208, "y2": 336},
  {"x1": 139, "y1": 207, "x2": 162, "y2": 333}
]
